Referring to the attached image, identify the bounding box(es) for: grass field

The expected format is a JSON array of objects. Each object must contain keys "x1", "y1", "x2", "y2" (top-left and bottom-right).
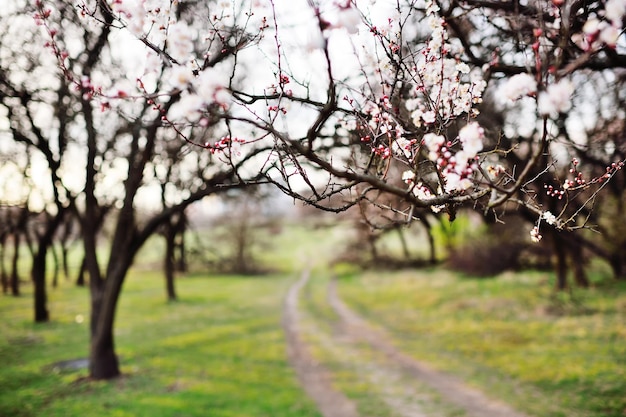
[
  {"x1": 0, "y1": 272, "x2": 321, "y2": 417},
  {"x1": 2, "y1": 221, "x2": 626, "y2": 417},
  {"x1": 333, "y1": 268, "x2": 626, "y2": 417}
]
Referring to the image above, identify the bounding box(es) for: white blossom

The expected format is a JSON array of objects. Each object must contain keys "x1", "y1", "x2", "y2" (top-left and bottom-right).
[
  {"x1": 583, "y1": 18, "x2": 603, "y2": 35},
  {"x1": 458, "y1": 122, "x2": 484, "y2": 156},
  {"x1": 168, "y1": 65, "x2": 194, "y2": 90},
  {"x1": 169, "y1": 93, "x2": 204, "y2": 122},
  {"x1": 334, "y1": 6, "x2": 361, "y2": 34},
  {"x1": 542, "y1": 211, "x2": 557, "y2": 225},
  {"x1": 423, "y1": 133, "x2": 444, "y2": 152},
  {"x1": 444, "y1": 172, "x2": 472, "y2": 192},
  {"x1": 402, "y1": 170, "x2": 415, "y2": 183},
  {"x1": 605, "y1": 0, "x2": 626, "y2": 26},
  {"x1": 422, "y1": 111, "x2": 437, "y2": 124},
  {"x1": 501, "y1": 73, "x2": 537, "y2": 101},
  {"x1": 530, "y1": 226, "x2": 542, "y2": 243},
  {"x1": 193, "y1": 69, "x2": 221, "y2": 102},
  {"x1": 599, "y1": 25, "x2": 620, "y2": 47},
  {"x1": 392, "y1": 137, "x2": 412, "y2": 158},
  {"x1": 538, "y1": 79, "x2": 574, "y2": 118},
  {"x1": 456, "y1": 62, "x2": 470, "y2": 74},
  {"x1": 168, "y1": 22, "x2": 195, "y2": 62}
]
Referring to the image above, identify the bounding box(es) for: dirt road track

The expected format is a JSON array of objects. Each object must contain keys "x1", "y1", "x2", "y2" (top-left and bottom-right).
[
  {"x1": 283, "y1": 271, "x2": 531, "y2": 417},
  {"x1": 283, "y1": 271, "x2": 360, "y2": 417},
  {"x1": 327, "y1": 277, "x2": 530, "y2": 417}
]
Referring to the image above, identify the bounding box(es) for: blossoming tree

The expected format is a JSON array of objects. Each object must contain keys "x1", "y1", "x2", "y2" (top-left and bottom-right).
[{"x1": 20, "y1": 0, "x2": 626, "y2": 379}]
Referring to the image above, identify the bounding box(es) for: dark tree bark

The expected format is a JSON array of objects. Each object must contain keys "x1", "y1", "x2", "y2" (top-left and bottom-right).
[
  {"x1": 164, "y1": 217, "x2": 178, "y2": 301},
  {"x1": 32, "y1": 248, "x2": 49, "y2": 322},
  {"x1": 32, "y1": 212, "x2": 64, "y2": 322},
  {"x1": 554, "y1": 235, "x2": 568, "y2": 291},
  {"x1": 59, "y1": 215, "x2": 75, "y2": 281},
  {"x1": 76, "y1": 257, "x2": 86, "y2": 287},
  {"x1": 0, "y1": 233, "x2": 7, "y2": 294},
  {"x1": 570, "y1": 243, "x2": 589, "y2": 288},
  {"x1": 175, "y1": 212, "x2": 188, "y2": 273},
  {"x1": 610, "y1": 255, "x2": 625, "y2": 280},
  {"x1": 421, "y1": 216, "x2": 437, "y2": 265},
  {"x1": 62, "y1": 245, "x2": 70, "y2": 281},
  {"x1": 51, "y1": 244, "x2": 60, "y2": 288},
  {"x1": 10, "y1": 232, "x2": 21, "y2": 297}
]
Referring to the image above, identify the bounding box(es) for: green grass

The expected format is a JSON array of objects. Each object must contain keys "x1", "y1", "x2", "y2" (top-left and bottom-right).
[
  {"x1": 299, "y1": 273, "x2": 465, "y2": 417},
  {"x1": 336, "y1": 269, "x2": 626, "y2": 417},
  {"x1": 0, "y1": 272, "x2": 321, "y2": 417},
  {"x1": 3, "y1": 220, "x2": 626, "y2": 417}
]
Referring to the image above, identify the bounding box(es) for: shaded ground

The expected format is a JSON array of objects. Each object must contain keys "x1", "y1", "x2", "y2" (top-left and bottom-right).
[{"x1": 283, "y1": 271, "x2": 531, "y2": 417}]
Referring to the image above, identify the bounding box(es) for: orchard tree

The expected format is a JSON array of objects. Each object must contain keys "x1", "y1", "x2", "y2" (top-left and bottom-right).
[
  {"x1": 1, "y1": 0, "x2": 274, "y2": 380},
  {"x1": 64, "y1": 0, "x2": 624, "y2": 239},
  {"x1": 24, "y1": 0, "x2": 626, "y2": 380}
]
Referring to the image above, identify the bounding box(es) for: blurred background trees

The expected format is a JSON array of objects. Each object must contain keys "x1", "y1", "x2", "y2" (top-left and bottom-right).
[{"x1": 0, "y1": 0, "x2": 624, "y2": 381}]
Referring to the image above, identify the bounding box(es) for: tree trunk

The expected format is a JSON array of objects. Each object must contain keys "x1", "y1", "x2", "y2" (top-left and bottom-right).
[
  {"x1": 395, "y1": 227, "x2": 410, "y2": 261},
  {"x1": 0, "y1": 234, "x2": 7, "y2": 294},
  {"x1": 422, "y1": 217, "x2": 437, "y2": 265},
  {"x1": 570, "y1": 244, "x2": 589, "y2": 288},
  {"x1": 62, "y1": 244, "x2": 70, "y2": 280},
  {"x1": 89, "y1": 283, "x2": 120, "y2": 379},
  {"x1": 51, "y1": 244, "x2": 60, "y2": 288},
  {"x1": 175, "y1": 213, "x2": 187, "y2": 273},
  {"x1": 610, "y1": 254, "x2": 625, "y2": 280},
  {"x1": 554, "y1": 236, "x2": 568, "y2": 291},
  {"x1": 11, "y1": 232, "x2": 21, "y2": 296},
  {"x1": 76, "y1": 257, "x2": 86, "y2": 286},
  {"x1": 32, "y1": 247, "x2": 49, "y2": 322},
  {"x1": 164, "y1": 222, "x2": 177, "y2": 301},
  {"x1": 89, "y1": 254, "x2": 132, "y2": 380}
]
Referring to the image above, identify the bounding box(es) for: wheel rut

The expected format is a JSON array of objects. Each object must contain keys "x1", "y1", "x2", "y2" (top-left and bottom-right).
[
  {"x1": 283, "y1": 270, "x2": 360, "y2": 417},
  {"x1": 327, "y1": 277, "x2": 531, "y2": 417},
  {"x1": 283, "y1": 271, "x2": 531, "y2": 417}
]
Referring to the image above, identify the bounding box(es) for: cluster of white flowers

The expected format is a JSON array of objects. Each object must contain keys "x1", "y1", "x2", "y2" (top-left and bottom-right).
[
  {"x1": 572, "y1": 0, "x2": 625, "y2": 49},
  {"x1": 406, "y1": 13, "x2": 486, "y2": 127},
  {"x1": 332, "y1": 4, "x2": 361, "y2": 34},
  {"x1": 542, "y1": 211, "x2": 557, "y2": 225},
  {"x1": 167, "y1": 68, "x2": 230, "y2": 123},
  {"x1": 416, "y1": 122, "x2": 484, "y2": 193},
  {"x1": 167, "y1": 22, "x2": 195, "y2": 63},
  {"x1": 107, "y1": 0, "x2": 174, "y2": 39},
  {"x1": 357, "y1": 0, "x2": 488, "y2": 199},
  {"x1": 401, "y1": 170, "x2": 445, "y2": 213},
  {"x1": 537, "y1": 79, "x2": 574, "y2": 118},
  {"x1": 530, "y1": 226, "x2": 542, "y2": 243},
  {"x1": 501, "y1": 73, "x2": 537, "y2": 101}
]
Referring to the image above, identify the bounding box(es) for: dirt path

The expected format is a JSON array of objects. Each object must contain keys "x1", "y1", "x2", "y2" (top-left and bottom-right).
[
  {"x1": 284, "y1": 271, "x2": 531, "y2": 417},
  {"x1": 283, "y1": 271, "x2": 360, "y2": 417},
  {"x1": 326, "y1": 277, "x2": 530, "y2": 417}
]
